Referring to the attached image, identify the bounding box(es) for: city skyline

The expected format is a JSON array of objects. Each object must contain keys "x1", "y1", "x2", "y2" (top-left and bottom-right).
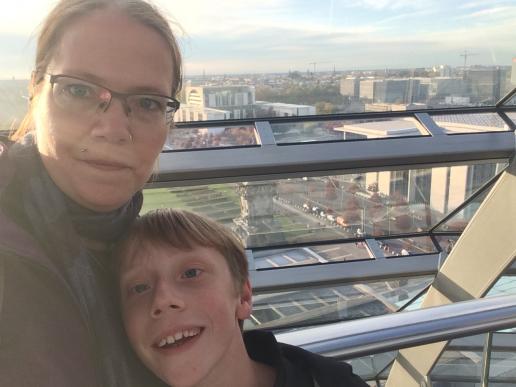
[{"x1": 1, "y1": 0, "x2": 516, "y2": 78}]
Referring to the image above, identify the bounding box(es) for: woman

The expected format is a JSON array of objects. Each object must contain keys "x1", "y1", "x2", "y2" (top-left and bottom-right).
[{"x1": 0, "y1": 1, "x2": 181, "y2": 385}]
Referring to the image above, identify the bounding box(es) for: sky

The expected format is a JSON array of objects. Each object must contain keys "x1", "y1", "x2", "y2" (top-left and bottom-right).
[{"x1": 0, "y1": 0, "x2": 515, "y2": 79}]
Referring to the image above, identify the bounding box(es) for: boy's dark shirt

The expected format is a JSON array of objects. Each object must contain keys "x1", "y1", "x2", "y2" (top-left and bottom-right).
[{"x1": 244, "y1": 330, "x2": 368, "y2": 387}]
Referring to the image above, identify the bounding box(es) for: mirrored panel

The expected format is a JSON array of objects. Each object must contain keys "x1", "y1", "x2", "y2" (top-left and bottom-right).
[
  {"x1": 143, "y1": 161, "x2": 505, "y2": 248},
  {"x1": 375, "y1": 236, "x2": 437, "y2": 258},
  {"x1": 0, "y1": 79, "x2": 28, "y2": 132},
  {"x1": 247, "y1": 276, "x2": 434, "y2": 330},
  {"x1": 253, "y1": 241, "x2": 372, "y2": 270},
  {"x1": 434, "y1": 185, "x2": 492, "y2": 232},
  {"x1": 430, "y1": 348, "x2": 482, "y2": 382},
  {"x1": 506, "y1": 111, "x2": 516, "y2": 124},
  {"x1": 487, "y1": 276, "x2": 516, "y2": 298},
  {"x1": 346, "y1": 351, "x2": 396, "y2": 381},
  {"x1": 165, "y1": 125, "x2": 258, "y2": 150},
  {"x1": 271, "y1": 117, "x2": 427, "y2": 144},
  {"x1": 504, "y1": 94, "x2": 516, "y2": 107},
  {"x1": 431, "y1": 113, "x2": 511, "y2": 134},
  {"x1": 435, "y1": 235, "x2": 460, "y2": 255},
  {"x1": 428, "y1": 332, "x2": 516, "y2": 385}
]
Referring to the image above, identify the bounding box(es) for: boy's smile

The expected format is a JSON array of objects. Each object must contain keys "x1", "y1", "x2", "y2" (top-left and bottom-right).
[{"x1": 119, "y1": 244, "x2": 253, "y2": 387}]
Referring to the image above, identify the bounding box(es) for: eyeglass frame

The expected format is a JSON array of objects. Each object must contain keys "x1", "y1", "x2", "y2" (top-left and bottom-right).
[{"x1": 43, "y1": 73, "x2": 181, "y2": 125}]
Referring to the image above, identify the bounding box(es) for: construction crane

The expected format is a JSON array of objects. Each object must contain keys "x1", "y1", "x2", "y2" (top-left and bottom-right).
[
  {"x1": 307, "y1": 61, "x2": 330, "y2": 74},
  {"x1": 460, "y1": 49, "x2": 478, "y2": 69}
]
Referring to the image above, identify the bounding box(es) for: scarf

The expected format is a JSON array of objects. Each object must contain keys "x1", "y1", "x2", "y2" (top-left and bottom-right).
[{"x1": 5, "y1": 136, "x2": 158, "y2": 386}]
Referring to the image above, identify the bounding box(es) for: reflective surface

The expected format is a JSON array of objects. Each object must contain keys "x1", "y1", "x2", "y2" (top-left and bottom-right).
[
  {"x1": 143, "y1": 161, "x2": 506, "y2": 249},
  {"x1": 248, "y1": 276, "x2": 434, "y2": 330},
  {"x1": 166, "y1": 125, "x2": 258, "y2": 150},
  {"x1": 431, "y1": 113, "x2": 511, "y2": 134},
  {"x1": 271, "y1": 117, "x2": 427, "y2": 144}
]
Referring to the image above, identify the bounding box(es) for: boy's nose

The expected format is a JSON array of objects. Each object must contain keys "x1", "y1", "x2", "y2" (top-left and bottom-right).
[{"x1": 150, "y1": 283, "x2": 185, "y2": 318}]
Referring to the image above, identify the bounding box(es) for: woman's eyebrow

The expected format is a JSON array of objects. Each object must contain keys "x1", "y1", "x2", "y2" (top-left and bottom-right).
[{"x1": 58, "y1": 69, "x2": 170, "y2": 95}]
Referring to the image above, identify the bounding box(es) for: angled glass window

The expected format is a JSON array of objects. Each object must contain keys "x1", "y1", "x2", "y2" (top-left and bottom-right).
[
  {"x1": 0, "y1": 80, "x2": 29, "y2": 132},
  {"x1": 253, "y1": 241, "x2": 372, "y2": 270},
  {"x1": 165, "y1": 125, "x2": 258, "y2": 150},
  {"x1": 503, "y1": 94, "x2": 516, "y2": 106},
  {"x1": 346, "y1": 351, "x2": 396, "y2": 382},
  {"x1": 434, "y1": 185, "x2": 492, "y2": 233},
  {"x1": 143, "y1": 161, "x2": 506, "y2": 248},
  {"x1": 506, "y1": 111, "x2": 516, "y2": 124},
  {"x1": 430, "y1": 345, "x2": 482, "y2": 382},
  {"x1": 431, "y1": 112, "x2": 511, "y2": 134},
  {"x1": 487, "y1": 276, "x2": 516, "y2": 298},
  {"x1": 434, "y1": 235, "x2": 460, "y2": 254},
  {"x1": 247, "y1": 276, "x2": 434, "y2": 330},
  {"x1": 271, "y1": 117, "x2": 427, "y2": 144},
  {"x1": 375, "y1": 236, "x2": 437, "y2": 258}
]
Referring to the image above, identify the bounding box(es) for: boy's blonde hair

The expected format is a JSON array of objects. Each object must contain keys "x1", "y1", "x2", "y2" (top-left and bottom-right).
[{"x1": 117, "y1": 208, "x2": 249, "y2": 294}]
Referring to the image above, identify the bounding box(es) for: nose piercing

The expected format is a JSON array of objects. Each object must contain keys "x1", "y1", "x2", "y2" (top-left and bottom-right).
[
  {"x1": 129, "y1": 134, "x2": 133, "y2": 142},
  {"x1": 80, "y1": 148, "x2": 87, "y2": 153}
]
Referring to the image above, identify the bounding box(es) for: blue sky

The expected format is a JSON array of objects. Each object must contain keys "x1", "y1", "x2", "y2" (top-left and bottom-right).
[{"x1": 1, "y1": 0, "x2": 515, "y2": 78}]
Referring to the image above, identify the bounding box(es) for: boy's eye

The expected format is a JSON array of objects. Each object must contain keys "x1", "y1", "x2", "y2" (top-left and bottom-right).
[
  {"x1": 182, "y1": 268, "x2": 203, "y2": 279},
  {"x1": 131, "y1": 283, "x2": 150, "y2": 294}
]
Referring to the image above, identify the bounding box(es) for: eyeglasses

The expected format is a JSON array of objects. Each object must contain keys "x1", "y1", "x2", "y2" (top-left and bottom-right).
[{"x1": 46, "y1": 74, "x2": 180, "y2": 126}]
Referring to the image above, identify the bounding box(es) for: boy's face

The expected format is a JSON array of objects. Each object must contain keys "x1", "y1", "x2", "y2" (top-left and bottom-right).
[{"x1": 119, "y1": 244, "x2": 252, "y2": 387}]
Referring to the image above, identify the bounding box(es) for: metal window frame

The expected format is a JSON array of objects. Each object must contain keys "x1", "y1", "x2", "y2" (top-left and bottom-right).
[{"x1": 153, "y1": 105, "x2": 515, "y2": 186}]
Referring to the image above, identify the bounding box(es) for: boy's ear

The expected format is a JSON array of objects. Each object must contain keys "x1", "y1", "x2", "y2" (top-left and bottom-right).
[{"x1": 236, "y1": 279, "x2": 253, "y2": 320}]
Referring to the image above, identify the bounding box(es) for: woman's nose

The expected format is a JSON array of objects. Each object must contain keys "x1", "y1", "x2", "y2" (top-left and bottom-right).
[
  {"x1": 91, "y1": 98, "x2": 133, "y2": 144},
  {"x1": 150, "y1": 282, "x2": 185, "y2": 318}
]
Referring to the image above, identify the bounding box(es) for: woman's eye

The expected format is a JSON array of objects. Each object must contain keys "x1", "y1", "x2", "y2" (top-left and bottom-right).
[
  {"x1": 65, "y1": 84, "x2": 93, "y2": 98},
  {"x1": 182, "y1": 268, "x2": 202, "y2": 279},
  {"x1": 138, "y1": 97, "x2": 163, "y2": 112},
  {"x1": 131, "y1": 283, "x2": 150, "y2": 294}
]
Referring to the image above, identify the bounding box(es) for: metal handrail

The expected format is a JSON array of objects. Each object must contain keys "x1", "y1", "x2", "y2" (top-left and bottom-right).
[{"x1": 275, "y1": 294, "x2": 516, "y2": 360}]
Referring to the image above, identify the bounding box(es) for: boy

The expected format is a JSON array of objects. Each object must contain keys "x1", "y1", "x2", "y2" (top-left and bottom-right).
[{"x1": 117, "y1": 209, "x2": 368, "y2": 387}]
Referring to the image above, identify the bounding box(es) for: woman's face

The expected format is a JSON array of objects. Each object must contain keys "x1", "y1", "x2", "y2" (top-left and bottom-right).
[{"x1": 33, "y1": 9, "x2": 174, "y2": 212}]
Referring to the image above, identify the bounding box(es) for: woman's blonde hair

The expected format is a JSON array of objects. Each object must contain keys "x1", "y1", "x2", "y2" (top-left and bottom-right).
[{"x1": 11, "y1": 0, "x2": 182, "y2": 142}]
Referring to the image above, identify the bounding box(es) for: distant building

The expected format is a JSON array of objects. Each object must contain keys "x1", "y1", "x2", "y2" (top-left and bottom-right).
[
  {"x1": 365, "y1": 103, "x2": 427, "y2": 112},
  {"x1": 255, "y1": 102, "x2": 315, "y2": 117},
  {"x1": 340, "y1": 77, "x2": 360, "y2": 99},
  {"x1": 175, "y1": 106, "x2": 230, "y2": 123},
  {"x1": 427, "y1": 77, "x2": 464, "y2": 99},
  {"x1": 182, "y1": 85, "x2": 256, "y2": 120},
  {"x1": 333, "y1": 118, "x2": 422, "y2": 140},
  {"x1": 359, "y1": 79, "x2": 421, "y2": 104},
  {"x1": 465, "y1": 67, "x2": 511, "y2": 104}
]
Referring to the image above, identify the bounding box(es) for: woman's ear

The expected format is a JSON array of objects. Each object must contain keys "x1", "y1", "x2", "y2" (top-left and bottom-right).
[{"x1": 236, "y1": 279, "x2": 253, "y2": 320}]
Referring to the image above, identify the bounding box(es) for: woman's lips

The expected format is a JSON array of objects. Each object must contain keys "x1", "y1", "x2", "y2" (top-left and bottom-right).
[{"x1": 83, "y1": 159, "x2": 130, "y2": 171}]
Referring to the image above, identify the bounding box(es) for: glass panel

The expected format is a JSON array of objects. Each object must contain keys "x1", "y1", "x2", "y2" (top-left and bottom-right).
[
  {"x1": 0, "y1": 80, "x2": 28, "y2": 132},
  {"x1": 271, "y1": 117, "x2": 426, "y2": 144},
  {"x1": 431, "y1": 113, "x2": 510, "y2": 134},
  {"x1": 376, "y1": 236, "x2": 437, "y2": 257},
  {"x1": 487, "y1": 276, "x2": 516, "y2": 298},
  {"x1": 490, "y1": 351, "x2": 516, "y2": 381},
  {"x1": 435, "y1": 235, "x2": 460, "y2": 254},
  {"x1": 253, "y1": 242, "x2": 372, "y2": 270},
  {"x1": 165, "y1": 125, "x2": 257, "y2": 150},
  {"x1": 430, "y1": 346, "x2": 482, "y2": 381},
  {"x1": 504, "y1": 95, "x2": 516, "y2": 107},
  {"x1": 143, "y1": 161, "x2": 505, "y2": 248},
  {"x1": 346, "y1": 351, "x2": 396, "y2": 381},
  {"x1": 435, "y1": 186, "x2": 491, "y2": 232},
  {"x1": 506, "y1": 111, "x2": 516, "y2": 124},
  {"x1": 247, "y1": 276, "x2": 433, "y2": 329},
  {"x1": 400, "y1": 289, "x2": 427, "y2": 311}
]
